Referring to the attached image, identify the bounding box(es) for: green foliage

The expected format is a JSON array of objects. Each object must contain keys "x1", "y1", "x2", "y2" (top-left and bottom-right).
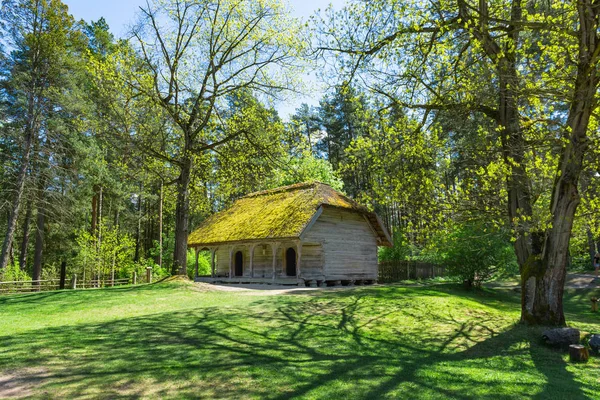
[
  {"x1": 378, "y1": 230, "x2": 414, "y2": 262},
  {"x1": 0, "y1": 261, "x2": 30, "y2": 282},
  {"x1": 440, "y1": 222, "x2": 518, "y2": 287},
  {"x1": 269, "y1": 150, "x2": 343, "y2": 191},
  {"x1": 74, "y1": 221, "x2": 137, "y2": 282},
  {"x1": 186, "y1": 250, "x2": 211, "y2": 280}
]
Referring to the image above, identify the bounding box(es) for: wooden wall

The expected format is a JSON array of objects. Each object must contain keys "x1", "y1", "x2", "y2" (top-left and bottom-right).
[{"x1": 303, "y1": 207, "x2": 378, "y2": 280}]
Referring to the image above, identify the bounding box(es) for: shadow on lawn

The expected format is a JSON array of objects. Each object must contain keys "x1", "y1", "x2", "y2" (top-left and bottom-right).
[
  {"x1": 0, "y1": 286, "x2": 594, "y2": 399},
  {"x1": 0, "y1": 281, "x2": 179, "y2": 308}
]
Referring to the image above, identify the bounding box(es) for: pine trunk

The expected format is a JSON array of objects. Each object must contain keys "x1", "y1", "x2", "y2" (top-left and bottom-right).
[
  {"x1": 18, "y1": 200, "x2": 33, "y2": 270},
  {"x1": 91, "y1": 186, "x2": 98, "y2": 236},
  {"x1": 32, "y1": 204, "x2": 45, "y2": 286},
  {"x1": 0, "y1": 120, "x2": 35, "y2": 270},
  {"x1": 134, "y1": 183, "x2": 142, "y2": 262},
  {"x1": 173, "y1": 158, "x2": 191, "y2": 275}
]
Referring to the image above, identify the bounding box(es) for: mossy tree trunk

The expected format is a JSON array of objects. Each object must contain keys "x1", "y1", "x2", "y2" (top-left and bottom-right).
[{"x1": 520, "y1": 0, "x2": 598, "y2": 325}]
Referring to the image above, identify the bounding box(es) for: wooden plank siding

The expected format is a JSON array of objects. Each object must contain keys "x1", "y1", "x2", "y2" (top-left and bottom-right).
[{"x1": 303, "y1": 207, "x2": 378, "y2": 280}]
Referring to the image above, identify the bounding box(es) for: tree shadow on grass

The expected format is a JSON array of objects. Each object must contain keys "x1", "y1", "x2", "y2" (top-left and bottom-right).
[
  {"x1": 0, "y1": 282, "x2": 190, "y2": 313},
  {"x1": 0, "y1": 287, "x2": 596, "y2": 399}
]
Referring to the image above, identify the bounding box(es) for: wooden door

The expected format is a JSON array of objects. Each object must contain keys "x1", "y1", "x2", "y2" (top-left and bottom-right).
[
  {"x1": 286, "y1": 248, "x2": 296, "y2": 276},
  {"x1": 235, "y1": 251, "x2": 243, "y2": 277}
]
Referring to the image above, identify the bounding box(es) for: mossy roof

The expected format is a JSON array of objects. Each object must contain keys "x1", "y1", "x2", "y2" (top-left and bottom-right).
[{"x1": 188, "y1": 181, "x2": 391, "y2": 247}]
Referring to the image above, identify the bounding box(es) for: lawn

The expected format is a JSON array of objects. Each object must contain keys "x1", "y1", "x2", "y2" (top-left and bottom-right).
[{"x1": 1, "y1": 279, "x2": 599, "y2": 399}]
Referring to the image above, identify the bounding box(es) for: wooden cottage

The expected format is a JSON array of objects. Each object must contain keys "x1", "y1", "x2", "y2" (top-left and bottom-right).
[{"x1": 187, "y1": 182, "x2": 392, "y2": 286}]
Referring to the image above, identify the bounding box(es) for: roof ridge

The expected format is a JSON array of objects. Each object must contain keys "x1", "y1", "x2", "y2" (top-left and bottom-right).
[{"x1": 243, "y1": 181, "x2": 329, "y2": 198}]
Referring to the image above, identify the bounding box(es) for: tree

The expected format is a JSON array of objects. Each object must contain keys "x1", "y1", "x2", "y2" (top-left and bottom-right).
[
  {"x1": 125, "y1": 0, "x2": 303, "y2": 275},
  {"x1": 288, "y1": 103, "x2": 321, "y2": 153},
  {"x1": 318, "y1": 85, "x2": 371, "y2": 197},
  {"x1": 442, "y1": 222, "x2": 517, "y2": 287},
  {"x1": 0, "y1": 0, "x2": 76, "y2": 271},
  {"x1": 316, "y1": 0, "x2": 600, "y2": 325}
]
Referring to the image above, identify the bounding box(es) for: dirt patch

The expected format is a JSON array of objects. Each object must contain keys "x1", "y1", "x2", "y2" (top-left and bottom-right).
[
  {"x1": 564, "y1": 273, "x2": 600, "y2": 289},
  {"x1": 0, "y1": 367, "x2": 49, "y2": 399},
  {"x1": 193, "y1": 282, "x2": 361, "y2": 295},
  {"x1": 487, "y1": 273, "x2": 600, "y2": 290}
]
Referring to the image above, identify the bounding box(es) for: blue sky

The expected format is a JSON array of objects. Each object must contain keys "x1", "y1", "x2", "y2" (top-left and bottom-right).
[{"x1": 64, "y1": 0, "x2": 344, "y2": 119}]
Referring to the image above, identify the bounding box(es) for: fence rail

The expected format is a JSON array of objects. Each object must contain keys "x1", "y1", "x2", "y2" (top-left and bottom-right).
[
  {"x1": 0, "y1": 268, "x2": 154, "y2": 295},
  {"x1": 378, "y1": 261, "x2": 445, "y2": 283},
  {"x1": 0, "y1": 279, "x2": 62, "y2": 293}
]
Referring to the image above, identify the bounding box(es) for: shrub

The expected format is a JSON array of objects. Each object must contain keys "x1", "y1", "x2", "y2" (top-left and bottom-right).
[
  {"x1": 186, "y1": 250, "x2": 211, "y2": 280},
  {"x1": 378, "y1": 229, "x2": 417, "y2": 262},
  {"x1": 0, "y1": 261, "x2": 31, "y2": 282},
  {"x1": 443, "y1": 222, "x2": 517, "y2": 287}
]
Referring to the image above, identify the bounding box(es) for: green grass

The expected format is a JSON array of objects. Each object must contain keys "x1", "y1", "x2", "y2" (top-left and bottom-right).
[{"x1": 1, "y1": 279, "x2": 600, "y2": 399}]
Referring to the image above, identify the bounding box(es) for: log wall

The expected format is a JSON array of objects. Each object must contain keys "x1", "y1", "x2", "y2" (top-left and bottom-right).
[{"x1": 303, "y1": 207, "x2": 378, "y2": 280}]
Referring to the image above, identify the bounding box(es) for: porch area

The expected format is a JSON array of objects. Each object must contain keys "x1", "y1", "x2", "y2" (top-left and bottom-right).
[
  {"x1": 190, "y1": 240, "x2": 323, "y2": 282},
  {"x1": 194, "y1": 276, "x2": 306, "y2": 286}
]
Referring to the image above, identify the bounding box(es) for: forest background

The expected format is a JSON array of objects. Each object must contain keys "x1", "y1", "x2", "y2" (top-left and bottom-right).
[{"x1": 1, "y1": 0, "x2": 599, "y2": 326}]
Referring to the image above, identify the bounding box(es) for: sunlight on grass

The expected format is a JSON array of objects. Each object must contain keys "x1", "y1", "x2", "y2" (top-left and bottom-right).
[{"x1": 1, "y1": 281, "x2": 599, "y2": 399}]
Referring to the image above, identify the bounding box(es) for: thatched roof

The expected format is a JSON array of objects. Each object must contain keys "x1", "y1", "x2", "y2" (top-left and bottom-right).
[{"x1": 188, "y1": 181, "x2": 392, "y2": 247}]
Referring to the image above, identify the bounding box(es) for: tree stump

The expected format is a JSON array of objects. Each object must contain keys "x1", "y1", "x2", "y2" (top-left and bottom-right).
[
  {"x1": 591, "y1": 297, "x2": 598, "y2": 312},
  {"x1": 569, "y1": 344, "x2": 589, "y2": 363}
]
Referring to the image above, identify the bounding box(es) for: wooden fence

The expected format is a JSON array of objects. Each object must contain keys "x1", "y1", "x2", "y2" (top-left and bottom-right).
[
  {"x1": 0, "y1": 268, "x2": 153, "y2": 295},
  {"x1": 378, "y1": 261, "x2": 445, "y2": 283}
]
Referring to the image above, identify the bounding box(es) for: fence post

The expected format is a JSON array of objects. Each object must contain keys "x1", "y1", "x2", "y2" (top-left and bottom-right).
[
  {"x1": 71, "y1": 274, "x2": 77, "y2": 289},
  {"x1": 146, "y1": 267, "x2": 152, "y2": 283},
  {"x1": 59, "y1": 260, "x2": 67, "y2": 289},
  {"x1": 133, "y1": 271, "x2": 137, "y2": 285}
]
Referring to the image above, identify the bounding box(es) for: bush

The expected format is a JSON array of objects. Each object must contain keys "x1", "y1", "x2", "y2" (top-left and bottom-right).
[
  {"x1": 0, "y1": 261, "x2": 31, "y2": 282},
  {"x1": 186, "y1": 250, "x2": 211, "y2": 280},
  {"x1": 378, "y1": 229, "x2": 415, "y2": 262},
  {"x1": 443, "y1": 222, "x2": 517, "y2": 287}
]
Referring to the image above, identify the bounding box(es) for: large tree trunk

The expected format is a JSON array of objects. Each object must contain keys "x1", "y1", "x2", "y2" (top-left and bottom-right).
[
  {"x1": 520, "y1": 125, "x2": 586, "y2": 325},
  {"x1": 520, "y1": 0, "x2": 598, "y2": 325},
  {"x1": 172, "y1": 158, "x2": 191, "y2": 275},
  {"x1": 0, "y1": 121, "x2": 35, "y2": 270}
]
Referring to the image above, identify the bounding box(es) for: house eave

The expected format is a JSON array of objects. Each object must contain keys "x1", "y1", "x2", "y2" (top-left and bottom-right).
[{"x1": 188, "y1": 236, "x2": 300, "y2": 249}]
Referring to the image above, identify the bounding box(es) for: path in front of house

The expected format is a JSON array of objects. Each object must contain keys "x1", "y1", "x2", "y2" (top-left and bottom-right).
[
  {"x1": 197, "y1": 273, "x2": 600, "y2": 295},
  {"x1": 486, "y1": 273, "x2": 600, "y2": 290},
  {"x1": 194, "y1": 282, "x2": 361, "y2": 295}
]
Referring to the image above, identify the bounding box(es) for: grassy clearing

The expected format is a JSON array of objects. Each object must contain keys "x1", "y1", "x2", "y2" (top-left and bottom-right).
[{"x1": 1, "y1": 279, "x2": 599, "y2": 399}]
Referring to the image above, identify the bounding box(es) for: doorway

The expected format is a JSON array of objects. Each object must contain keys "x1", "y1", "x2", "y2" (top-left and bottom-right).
[
  {"x1": 235, "y1": 251, "x2": 243, "y2": 277},
  {"x1": 286, "y1": 247, "x2": 297, "y2": 276}
]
